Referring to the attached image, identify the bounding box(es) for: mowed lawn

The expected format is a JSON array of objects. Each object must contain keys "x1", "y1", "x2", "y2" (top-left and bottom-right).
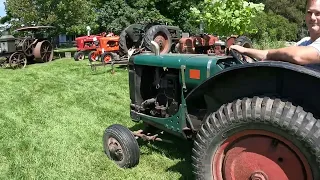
[{"x1": 0, "y1": 58, "x2": 194, "y2": 180}]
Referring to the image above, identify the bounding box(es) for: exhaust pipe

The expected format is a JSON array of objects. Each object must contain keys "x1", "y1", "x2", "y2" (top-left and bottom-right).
[{"x1": 150, "y1": 41, "x2": 160, "y2": 56}]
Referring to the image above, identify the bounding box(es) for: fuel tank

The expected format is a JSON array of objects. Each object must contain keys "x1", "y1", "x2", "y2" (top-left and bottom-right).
[{"x1": 130, "y1": 53, "x2": 240, "y2": 89}]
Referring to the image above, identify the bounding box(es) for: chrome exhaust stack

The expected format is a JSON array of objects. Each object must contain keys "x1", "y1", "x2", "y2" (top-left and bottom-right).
[{"x1": 150, "y1": 41, "x2": 160, "y2": 56}]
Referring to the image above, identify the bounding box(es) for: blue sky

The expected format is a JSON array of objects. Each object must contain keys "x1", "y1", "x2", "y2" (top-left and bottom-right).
[{"x1": 0, "y1": 0, "x2": 6, "y2": 17}]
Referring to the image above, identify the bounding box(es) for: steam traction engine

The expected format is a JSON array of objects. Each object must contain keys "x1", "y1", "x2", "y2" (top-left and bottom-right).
[{"x1": 0, "y1": 26, "x2": 54, "y2": 69}]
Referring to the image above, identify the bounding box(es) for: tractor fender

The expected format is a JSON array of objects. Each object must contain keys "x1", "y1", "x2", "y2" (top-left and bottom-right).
[{"x1": 185, "y1": 61, "x2": 320, "y2": 129}]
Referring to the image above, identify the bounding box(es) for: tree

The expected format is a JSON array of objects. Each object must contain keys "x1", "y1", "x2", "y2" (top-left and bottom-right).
[
  {"x1": 190, "y1": 0, "x2": 265, "y2": 36},
  {"x1": 97, "y1": 0, "x2": 173, "y2": 34},
  {"x1": 250, "y1": 0, "x2": 308, "y2": 40},
  {"x1": 153, "y1": 0, "x2": 203, "y2": 34},
  {"x1": 250, "y1": 11, "x2": 298, "y2": 41},
  {"x1": 5, "y1": 0, "x2": 98, "y2": 35},
  {"x1": 96, "y1": 0, "x2": 138, "y2": 34}
]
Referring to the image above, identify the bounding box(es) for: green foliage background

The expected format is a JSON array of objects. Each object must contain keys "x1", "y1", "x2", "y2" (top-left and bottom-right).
[{"x1": 1, "y1": 0, "x2": 310, "y2": 41}]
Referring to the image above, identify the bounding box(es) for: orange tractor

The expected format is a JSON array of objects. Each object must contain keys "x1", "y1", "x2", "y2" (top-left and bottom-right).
[{"x1": 87, "y1": 33, "x2": 121, "y2": 63}]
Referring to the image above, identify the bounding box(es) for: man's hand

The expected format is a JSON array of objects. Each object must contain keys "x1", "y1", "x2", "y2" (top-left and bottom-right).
[
  {"x1": 229, "y1": 45, "x2": 256, "y2": 63},
  {"x1": 230, "y1": 44, "x2": 320, "y2": 65},
  {"x1": 229, "y1": 45, "x2": 247, "y2": 54},
  {"x1": 229, "y1": 45, "x2": 268, "y2": 61}
]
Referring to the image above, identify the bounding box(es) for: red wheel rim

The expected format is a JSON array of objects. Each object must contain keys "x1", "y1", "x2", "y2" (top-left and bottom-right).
[
  {"x1": 91, "y1": 53, "x2": 97, "y2": 61},
  {"x1": 212, "y1": 130, "x2": 313, "y2": 180},
  {"x1": 104, "y1": 55, "x2": 111, "y2": 63},
  {"x1": 154, "y1": 32, "x2": 169, "y2": 53}
]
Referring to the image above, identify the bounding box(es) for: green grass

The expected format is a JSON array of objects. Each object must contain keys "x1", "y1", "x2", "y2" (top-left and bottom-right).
[{"x1": 0, "y1": 59, "x2": 193, "y2": 180}]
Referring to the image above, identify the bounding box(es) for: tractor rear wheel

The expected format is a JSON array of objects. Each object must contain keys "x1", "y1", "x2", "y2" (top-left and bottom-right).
[
  {"x1": 143, "y1": 25, "x2": 172, "y2": 54},
  {"x1": 192, "y1": 97, "x2": 320, "y2": 180},
  {"x1": 103, "y1": 124, "x2": 140, "y2": 168},
  {"x1": 119, "y1": 27, "x2": 134, "y2": 57}
]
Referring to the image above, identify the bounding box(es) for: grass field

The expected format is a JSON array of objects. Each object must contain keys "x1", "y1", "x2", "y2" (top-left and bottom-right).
[{"x1": 0, "y1": 58, "x2": 194, "y2": 180}]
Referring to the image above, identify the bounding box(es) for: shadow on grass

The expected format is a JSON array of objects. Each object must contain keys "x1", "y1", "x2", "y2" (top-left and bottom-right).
[{"x1": 129, "y1": 123, "x2": 195, "y2": 180}]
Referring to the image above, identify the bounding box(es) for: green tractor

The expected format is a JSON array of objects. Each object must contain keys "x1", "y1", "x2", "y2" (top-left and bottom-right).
[{"x1": 103, "y1": 38, "x2": 320, "y2": 179}]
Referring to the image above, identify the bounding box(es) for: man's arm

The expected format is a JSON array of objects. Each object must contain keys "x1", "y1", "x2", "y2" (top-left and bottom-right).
[
  {"x1": 266, "y1": 46, "x2": 320, "y2": 65},
  {"x1": 230, "y1": 45, "x2": 320, "y2": 65}
]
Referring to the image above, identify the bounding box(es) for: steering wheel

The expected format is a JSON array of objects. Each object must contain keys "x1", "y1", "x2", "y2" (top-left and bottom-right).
[{"x1": 229, "y1": 49, "x2": 258, "y2": 64}]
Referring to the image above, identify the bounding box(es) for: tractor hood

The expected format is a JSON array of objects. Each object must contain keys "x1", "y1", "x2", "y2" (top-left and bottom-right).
[
  {"x1": 130, "y1": 53, "x2": 237, "y2": 89},
  {"x1": 75, "y1": 35, "x2": 101, "y2": 41},
  {"x1": 131, "y1": 53, "x2": 222, "y2": 68}
]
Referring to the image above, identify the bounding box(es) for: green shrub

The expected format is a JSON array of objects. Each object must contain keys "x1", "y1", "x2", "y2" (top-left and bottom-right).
[
  {"x1": 249, "y1": 11, "x2": 298, "y2": 42},
  {"x1": 252, "y1": 33, "x2": 287, "y2": 50}
]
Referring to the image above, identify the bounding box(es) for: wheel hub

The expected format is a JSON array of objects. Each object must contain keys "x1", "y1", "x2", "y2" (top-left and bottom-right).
[
  {"x1": 108, "y1": 137, "x2": 123, "y2": 161},
  {"x1": 153, "y1": 32, "x2": 169, "y2": 53},
  {"x1": 104, "y1": 55, "x2": 111, "y2": 63},
  {"x1": 154, "y1": 36, "x2": 165, "y2": 49},
  {"x1": 212, "y1": 130, "x2": 313, "y2": 180},
  {"x1": 250, "y1": 171, "x2": 268, "y2": 180}
]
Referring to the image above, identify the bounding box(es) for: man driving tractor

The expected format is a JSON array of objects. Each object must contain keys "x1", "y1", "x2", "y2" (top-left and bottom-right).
[{"x1": 230, "y1": 0, "x2": 320, "y2": 66}]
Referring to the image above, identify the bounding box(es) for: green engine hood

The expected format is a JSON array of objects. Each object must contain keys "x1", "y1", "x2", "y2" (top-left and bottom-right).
[
  {"x1": 130, "y1": 53, "x2": 235, "y2": 89},
  {"x1": 131, "y1": 53, "x2": 211, "y2": 68}
]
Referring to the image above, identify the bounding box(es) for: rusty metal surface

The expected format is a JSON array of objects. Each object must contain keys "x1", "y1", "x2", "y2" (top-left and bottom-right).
[
  {"x1": 8, "y1": 52, "x2": 27, "y2": 69},
  {"x1": 33, "y1": 40, "x2": 53, "y2": 62},
  {"x1": 107, "y1": 137, "x2": 124, "y2": 161},
  {"x1": 212, "y1": 130, "x2": 313, "y2": 180},
  {"x1": 131, "y1": 129, "x2": 174, "y2": 144},
  {"x1": 153, "y1": 32, "x2": 170, "y2": 54},
  {"x1": 178, "y1": 35, "x2": 220, "y2": 54},
  {"x1": 21, "y1": 38, "x2": 35, "y2": 57}
]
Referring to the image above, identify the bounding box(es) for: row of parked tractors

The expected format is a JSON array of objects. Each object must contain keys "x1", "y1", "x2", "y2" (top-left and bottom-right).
[
  {"x1": 0, "y1": 26, "x2": 54, "y2": 69},
  {"x1": 73, "y1": 23, "x2": 253, "y2": 65}
]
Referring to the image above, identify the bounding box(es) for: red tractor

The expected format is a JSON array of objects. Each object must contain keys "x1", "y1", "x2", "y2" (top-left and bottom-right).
[
  {"x1": 73, "y1": 32, "x2": 107, "y2": 61},
  {"x1": 87, "y1": 33, "x2": 121, "y2": 63}
]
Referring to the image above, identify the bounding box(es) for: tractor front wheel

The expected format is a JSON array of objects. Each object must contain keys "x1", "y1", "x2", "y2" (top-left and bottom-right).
[
  {"x1": 74, "y1": 51, "x2": 85, "y2": 61},
  {"x1": 101, "y1": 52, "x2": 120, "y2": 64},
  {"x1": 88, "y1": 51, "x2": 99, "y2": 62},
  {"x1": 192, "y1": 97, "x2": 320, "y2": 180},
  {"x1": 103, "y1": 124, "x2": 140, "y2": 168}
]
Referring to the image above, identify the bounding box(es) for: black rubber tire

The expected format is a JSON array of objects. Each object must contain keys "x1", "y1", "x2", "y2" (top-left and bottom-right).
[
  {"x1": 143, "y1": 25, "x2": 172, "y2": 54},
  {"x1": 101, "y1": 52, "x2": 119, "y2": 63},
  {"x1": 74, "y1": 51, "x2": 85, "y2": 61},
  {"x1": 192, "y1": 97, "x2": 320, "y2": 180},
  {"x1": 119, "y1": 27, "x2": 131, "y2": 57},
  {"x1": 88, "y1": 51, "x2": 98, "y2": 62},
  {"x1": 103, "y1": 124, "x2": 140, "y2": 168},
  {"x1": 234, "y1": 35, "x2": 253, "y2": 48}
]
